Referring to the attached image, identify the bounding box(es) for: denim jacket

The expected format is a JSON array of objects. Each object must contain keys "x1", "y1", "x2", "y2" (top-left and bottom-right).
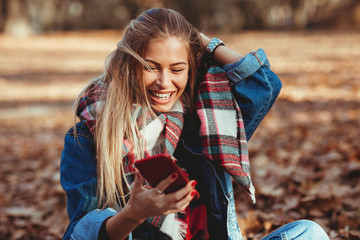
[{"x1": 60, "y1": 48, "x2": 282, "y2": 240}]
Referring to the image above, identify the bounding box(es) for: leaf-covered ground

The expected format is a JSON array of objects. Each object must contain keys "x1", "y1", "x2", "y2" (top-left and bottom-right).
[{"x1": 0, "y1": 31, "x2": 359, "y2": 239}]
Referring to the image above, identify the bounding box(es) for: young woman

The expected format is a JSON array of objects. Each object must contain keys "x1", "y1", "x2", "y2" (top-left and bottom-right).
[{"x1": 61, "y1": 8, "x2": 329, "y2": 240}]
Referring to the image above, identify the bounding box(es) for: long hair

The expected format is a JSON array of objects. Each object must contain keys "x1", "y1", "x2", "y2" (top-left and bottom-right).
[{"x1": 74, "y1": 8, "x2": 203, "y2": 209}]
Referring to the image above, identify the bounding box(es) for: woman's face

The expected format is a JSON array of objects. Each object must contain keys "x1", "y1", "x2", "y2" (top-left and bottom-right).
[{"x1": 142, "y1": 36, "x2": 189, "y2": 113}]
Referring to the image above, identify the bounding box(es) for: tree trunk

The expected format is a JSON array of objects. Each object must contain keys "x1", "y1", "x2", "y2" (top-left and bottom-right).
[{"x1": 4, "y1": 0, "x2": 33, "y2": 37}]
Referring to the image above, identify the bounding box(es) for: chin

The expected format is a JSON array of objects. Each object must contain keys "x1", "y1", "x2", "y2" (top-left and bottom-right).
[{"x1": 152, "y1": 105, "x2": 172, "y2": 113}]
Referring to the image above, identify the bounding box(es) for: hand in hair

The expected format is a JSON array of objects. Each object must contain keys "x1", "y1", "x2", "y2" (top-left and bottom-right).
[
  {"x1": 104, "y1": 170, "x2": 198, "y2": 240},
  {"x1": 200, "y1": 33, "x2": 244, "y2": 65}
]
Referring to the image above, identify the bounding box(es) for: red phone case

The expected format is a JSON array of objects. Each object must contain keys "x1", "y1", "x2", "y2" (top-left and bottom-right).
[{"x1": 134, "y1": 153, "x2": 189, "y2": 194}]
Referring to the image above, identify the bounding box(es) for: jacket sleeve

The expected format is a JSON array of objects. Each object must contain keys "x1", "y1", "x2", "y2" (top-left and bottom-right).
[
  {"x1": 60, "y1": 123, "x2": 117, "y2": 240},
  {"x1": 224, "y1": 48, "x2": 282, "y2": 140}
]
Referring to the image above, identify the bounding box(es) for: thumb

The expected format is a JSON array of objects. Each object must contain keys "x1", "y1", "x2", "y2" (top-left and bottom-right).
[{"x1": 131, "y1": 169, "x2": 144, "y2": 191}]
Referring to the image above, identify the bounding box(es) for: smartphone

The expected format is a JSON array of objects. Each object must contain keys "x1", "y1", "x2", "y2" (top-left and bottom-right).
[{"x1": 134, "y1": 153, "x2": 189, "y2": 194}]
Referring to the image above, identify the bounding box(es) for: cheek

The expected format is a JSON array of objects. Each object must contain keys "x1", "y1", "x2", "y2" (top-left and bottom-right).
[
  {"x1": 176, "y1": 74, "x2": 189, "y2": 93},
  {"x1": 143, "y1": 71, "x2": 155, "y2": 87}
]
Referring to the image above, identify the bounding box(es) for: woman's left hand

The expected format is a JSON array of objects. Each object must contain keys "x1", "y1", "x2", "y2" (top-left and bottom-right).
[
  {"x1": 200, "y1": 33, "x2": 212, "y2": 47},
  {"x1": 200, "y1": 32, "x2": 243, "y2": 65}
]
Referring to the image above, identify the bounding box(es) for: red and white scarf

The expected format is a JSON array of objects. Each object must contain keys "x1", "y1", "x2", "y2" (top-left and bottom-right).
[{"x1": 77, "y1": 66, "x2": 255, "y2": 239}]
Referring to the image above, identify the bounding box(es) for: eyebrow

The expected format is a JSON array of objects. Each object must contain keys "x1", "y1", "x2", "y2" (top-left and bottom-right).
[{"x1": 144, "y1": 59, "x2": 188, "y2": 66}]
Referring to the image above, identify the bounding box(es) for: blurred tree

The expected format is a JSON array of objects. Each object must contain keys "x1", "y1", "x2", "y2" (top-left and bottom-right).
[
  {"x1": 1, "y1": 0, "x2": 360, "y2": 34},
  {"x1": 4, "y1": 0, "x2": 33, "y2": 37},
  {"x1": 0, "y1": 0, "x2": 7, "y2": 31}
]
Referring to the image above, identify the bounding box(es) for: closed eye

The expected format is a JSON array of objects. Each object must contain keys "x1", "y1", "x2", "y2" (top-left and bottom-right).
[{"x1": 144, "y1": 66, "x2": 158, "y2": 71}]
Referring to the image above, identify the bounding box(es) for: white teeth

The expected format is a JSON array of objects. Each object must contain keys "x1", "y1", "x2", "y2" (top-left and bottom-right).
[{"x1": 151, "y1": 91, "x2": 172, "y2": 99}]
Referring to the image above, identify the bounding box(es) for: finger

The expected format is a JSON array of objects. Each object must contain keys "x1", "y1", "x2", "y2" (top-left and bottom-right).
[
  {"x1": 153, "y1": 188, "x2": 164, "y2": 195},
  {"x1": 155, "y1": 172, "x2": 178, "y2": 193},
  {"x1": 167, "y1": 190, "x2": 198, "y2": 214},
  {"x1": 131, "y1": 169, "x2": 144, "y2": 191},
  {"x1": 166, "y1": 180, "x2": 197, "y2": 201}
]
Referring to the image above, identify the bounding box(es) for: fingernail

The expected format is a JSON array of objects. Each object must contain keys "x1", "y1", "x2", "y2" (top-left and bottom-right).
[
  {"x1": 191, "y1": 181, "x2": 197, "y2": 188},
  {"x1": 191, "y1": 190, "x2": 196, "y2": 197},
  {"x1": 171, "y1": 173, "x2": 178, "y2": 179},
  {"x1": 135, "y1": 169, "x2": 141, "y2": 178},
  {"x1": 194, "y1": 191, "x2": 200, "y2": 200}
]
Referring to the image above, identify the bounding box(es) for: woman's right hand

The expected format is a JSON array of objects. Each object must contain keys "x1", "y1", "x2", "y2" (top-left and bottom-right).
[
  {"x1": 127, "y1": 170, "x2": 198, "y2": 222},
  {"x1": 105, "y1": 171, "x2": 198, "y2": 240}
]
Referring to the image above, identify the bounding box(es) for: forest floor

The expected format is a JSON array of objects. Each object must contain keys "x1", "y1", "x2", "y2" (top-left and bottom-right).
[{"x1": 0, "y1": 30, "x2": 359, "y2": 239}]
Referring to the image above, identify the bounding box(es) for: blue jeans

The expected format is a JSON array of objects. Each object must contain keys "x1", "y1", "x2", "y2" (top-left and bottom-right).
[{"x1": 262, "y1": 220, "x2": 329, "y2": 240}]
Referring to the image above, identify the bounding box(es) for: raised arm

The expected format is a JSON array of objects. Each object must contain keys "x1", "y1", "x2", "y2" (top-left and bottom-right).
[
  {"x1": 200, "y1": 33, "x2": 282, "y2": 140},
  {"x1": 200, "y1": 33, "x2": 243, "y2": 65}
]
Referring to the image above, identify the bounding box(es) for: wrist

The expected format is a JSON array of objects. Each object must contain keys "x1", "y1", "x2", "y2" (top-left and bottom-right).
[
  {"x1": 123, "y1": 203, "x2": 146, "y2": 224},
  {"x1": 205, "y1": 37, "x2": 225, "y2": 57},
  {"x1": 105, "y1": 204, "x2": 145, "y2": 240}
]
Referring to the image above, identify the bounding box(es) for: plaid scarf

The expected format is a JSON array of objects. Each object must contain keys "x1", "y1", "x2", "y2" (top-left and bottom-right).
[
  {"x1": 196, "y1": 67, "x2": 255, "y2": 203},
  {"x1": 76, "y1": 66, "x2": 255, "y2": 239},
  {"x1": 77, "y1": 82, "x2": 190, "y2": 240}
]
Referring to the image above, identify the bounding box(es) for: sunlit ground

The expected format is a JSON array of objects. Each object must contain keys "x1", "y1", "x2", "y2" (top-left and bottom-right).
[{"x1": 0, "y1": 30, "x2": 359, "y2": 239}]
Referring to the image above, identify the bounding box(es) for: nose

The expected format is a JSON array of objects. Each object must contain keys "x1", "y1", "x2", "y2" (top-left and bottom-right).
[{"x1": 155, "y1": 70, "x2": 171, "y2": 89}]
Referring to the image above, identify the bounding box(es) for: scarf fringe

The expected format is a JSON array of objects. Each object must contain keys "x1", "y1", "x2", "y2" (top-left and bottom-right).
[{"x1": 159, "y1": 213, "x2": 187, "y2": 240}]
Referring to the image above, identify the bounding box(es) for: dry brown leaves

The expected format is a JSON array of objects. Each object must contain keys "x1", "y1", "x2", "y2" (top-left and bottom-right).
[{"x1": 0, "y1": 31, "x2": 359, "y2": 239}]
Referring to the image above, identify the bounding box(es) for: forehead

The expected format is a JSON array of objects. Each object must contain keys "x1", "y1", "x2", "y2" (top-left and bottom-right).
[{"x1": 143, "y1": 36, "x2": 189, "y2": 62}]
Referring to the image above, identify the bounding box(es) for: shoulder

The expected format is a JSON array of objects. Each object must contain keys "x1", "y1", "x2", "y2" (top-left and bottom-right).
[
  {"x1": 61, "y1": 121, "x2": 97, "y2": 184},
  {"x1": 62, "y1": 121, "x2": 96, "y2": 164},
  {"x1": 65, "y1": 121, "x2": 95, "y2": 142}
]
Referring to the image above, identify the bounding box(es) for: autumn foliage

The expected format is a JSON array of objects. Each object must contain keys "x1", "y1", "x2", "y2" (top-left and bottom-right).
[{"x1": 0, "y1": 31, "x2": 359, "y2": 239}]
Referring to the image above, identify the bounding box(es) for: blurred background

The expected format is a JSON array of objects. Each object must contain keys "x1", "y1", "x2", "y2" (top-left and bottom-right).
[
  {"x1": 2, "y1": 0, "x2": 360, "y2": 35},
  {"x1": 0, "y1": 0, "x2": 360, "y2": 239}
]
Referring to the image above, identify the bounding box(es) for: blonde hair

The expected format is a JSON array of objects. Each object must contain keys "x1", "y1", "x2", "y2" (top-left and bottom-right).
[{"x1": 74, "y1": 8, "x2": 203, "y2": 209}]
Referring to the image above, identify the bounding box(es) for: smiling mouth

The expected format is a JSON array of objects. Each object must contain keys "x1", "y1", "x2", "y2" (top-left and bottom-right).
[{"x1": 149, "y1": 91, "x2": 173, "y2": 100}]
